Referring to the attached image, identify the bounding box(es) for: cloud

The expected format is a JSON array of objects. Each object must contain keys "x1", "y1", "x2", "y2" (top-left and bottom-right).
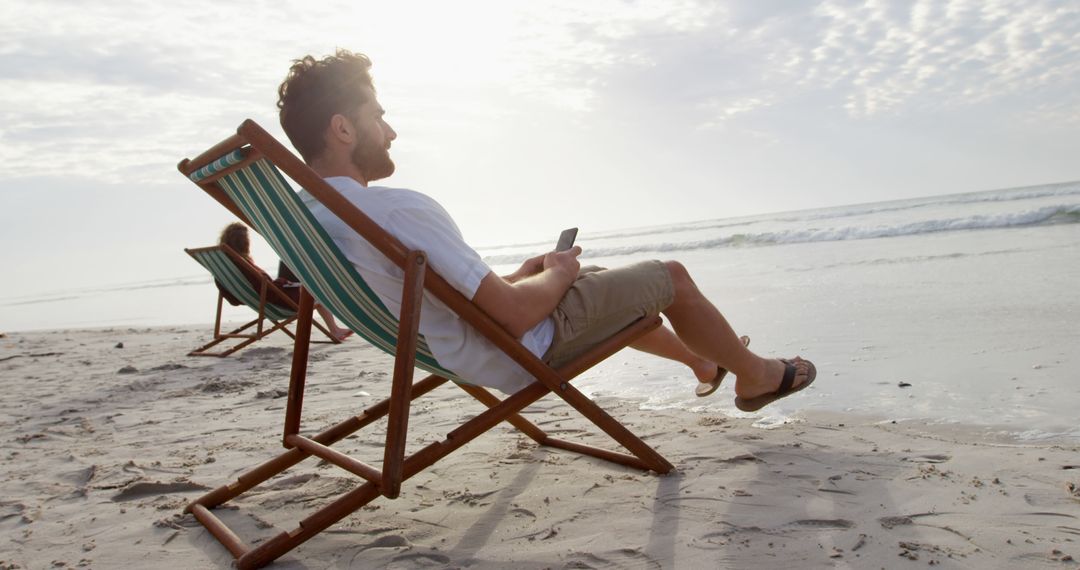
[
  {"x1": 496, "y1": 0, "x2": 1080, "y2": 124},
  {"x1": 696, "y1": 95, "x2": 776, "y2": 130},
  {"x1": 0, "y1": 77, "x2": 252, "y2": 183},
  {"x1": 0, "y1": 0, "x2": 1077, "y2": 187},
  {"x1": 0, "y1": 1, "x2": 320, "y2": 182},
  {"x1": 795, "y1": 0, "x2": 1080, "y2": 117}
]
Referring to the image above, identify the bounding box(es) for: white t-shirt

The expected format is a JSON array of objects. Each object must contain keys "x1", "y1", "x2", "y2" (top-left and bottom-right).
[{"x1": 299, "y1": 177, "x2": 554, "y2": 394}]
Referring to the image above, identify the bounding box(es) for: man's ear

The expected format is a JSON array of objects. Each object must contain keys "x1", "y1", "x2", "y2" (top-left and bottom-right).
[{"x1": 327, "y1": 114, "x2": 354, "y2": 145}]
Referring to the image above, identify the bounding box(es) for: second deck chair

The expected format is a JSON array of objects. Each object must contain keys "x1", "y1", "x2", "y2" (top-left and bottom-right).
[
  {"x1": 178, "y1": 120, "x2": 674, "y2": 569},
  {"x1": 185, "y1": 244, "x2": 342, "y2": 357}
]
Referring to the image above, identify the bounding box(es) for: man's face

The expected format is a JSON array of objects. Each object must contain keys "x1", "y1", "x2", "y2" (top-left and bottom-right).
[{"x1": 349, "y1": 88, "x2": 397, "y2": 183}]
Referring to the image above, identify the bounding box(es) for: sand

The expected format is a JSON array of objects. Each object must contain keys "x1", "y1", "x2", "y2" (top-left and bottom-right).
[{"x1": 1, "y1": 326, "x2": 1078, "y2": 569}]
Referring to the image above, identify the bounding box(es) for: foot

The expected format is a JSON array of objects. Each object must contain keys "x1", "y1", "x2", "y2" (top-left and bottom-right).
[
  {"x1": 733, "y1": 356, "x2": 816, "y2": 411},
  {"x1": 331, "y1": 328, "x2": 353, "y2": 341},
  {"x1": 695, "y1": 335, "x2": 750, "y2": 398}
]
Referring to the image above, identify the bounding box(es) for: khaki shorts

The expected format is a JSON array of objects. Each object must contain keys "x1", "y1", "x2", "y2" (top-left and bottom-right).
[{"x1": 543, "y1": 260, "x2": 674, "y2": 369}]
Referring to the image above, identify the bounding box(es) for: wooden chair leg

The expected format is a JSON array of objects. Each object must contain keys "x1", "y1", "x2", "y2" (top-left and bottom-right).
[
  {"x1": 459, "y1": 315, "x2": 672, "y2": 473},
  {"x1": 283, "y1": 290, "x2": 315, "y2": 440},
  {"x1": 383, "y1": 251, "x2": 425, "y2": 498},
  {"x1": 278, "y1": 321, "x2": 297, "y2": 340},
  {"x1": 238, "y1": 485, "x2": 382, "y2": 570},
  {"x1": 189, "y1": 317, "x2": 262, "y2": 357},
  {"x1": 549, "y1": 381, "x2": 672, "y2": 473},
  {"x1": 213, "y1": 293, "x2": 224, "y2": 338},
  {"x1": 456, "y1": 383, "x2": 549, "y2": 443}
]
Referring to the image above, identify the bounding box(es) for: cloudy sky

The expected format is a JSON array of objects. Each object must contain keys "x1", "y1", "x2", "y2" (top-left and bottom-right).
[{"x1": 2, "y1": 0, "x2": 1079, "y2": 301}]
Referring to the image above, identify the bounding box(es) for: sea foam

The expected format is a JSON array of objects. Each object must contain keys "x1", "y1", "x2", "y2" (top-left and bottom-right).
[{"x1": 482, "y1": 203, "x2": 1080, "y2": 264}]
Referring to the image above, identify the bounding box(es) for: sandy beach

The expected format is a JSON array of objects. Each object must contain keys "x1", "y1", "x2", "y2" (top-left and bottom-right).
[
  {"x1": 1, "y1": 325, "x2": 1078, "y2": 569},
  {"x1": 4, "y1": 1, "x2": 1079, "y2": 567}
]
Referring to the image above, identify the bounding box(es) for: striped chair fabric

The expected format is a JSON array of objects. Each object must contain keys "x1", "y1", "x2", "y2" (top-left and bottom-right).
[
  {"x1": 191, "y1": 150, "x2": 463, "y2": 382},
  {"x1": 188, "y1": 248, "x2": 295, "y2": 322}
]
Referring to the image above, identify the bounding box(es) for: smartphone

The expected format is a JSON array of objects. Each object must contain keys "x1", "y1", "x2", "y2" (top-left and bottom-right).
[{"x1": 556, "y1": 227, "x2": 578, "y2": 252}]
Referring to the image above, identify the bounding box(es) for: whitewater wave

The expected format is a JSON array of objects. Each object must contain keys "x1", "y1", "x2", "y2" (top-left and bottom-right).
[
  {"x1": 477, "y1": 182, "x2": 1080, "y2": 254},
  {"x1": 775, "y1": 181, "x2": 1080, "y2": 224},
  {"x1": 482, "y1": 203, "x2": 1080, "y2": 264},
  {"x1": 475, "y1": 218, "x2": 760, "y2": 252},
  {"x1": 796, "y1": 246, "x2": 1051, "y2": 271}
]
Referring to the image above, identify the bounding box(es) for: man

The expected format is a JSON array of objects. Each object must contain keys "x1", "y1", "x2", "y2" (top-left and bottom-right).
[{"x1": 277, "y1": 50, "x2": 815, "y2": 411}]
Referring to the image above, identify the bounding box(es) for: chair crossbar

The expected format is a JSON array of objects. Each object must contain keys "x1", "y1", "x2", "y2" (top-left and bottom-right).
[
  {"x1": 284, "y1": 434, "x2": 382, "y2": 484},
  {"x1": 189, "y1": 504, "x2": 249, "y2": 558},
  {"x1": 541, "y1": 437, "x2": 653, "y2": 471},
  {"x1": 455, "y1": 383, "x2": 549, "y2": 443}
]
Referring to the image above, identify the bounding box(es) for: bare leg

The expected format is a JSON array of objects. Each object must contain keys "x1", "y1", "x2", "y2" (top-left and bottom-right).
[
  {"x1": 630, "y1": 324, "x2": 718, "y2": 383},
  {"x1": 315, "y1": 304, "x2": 352, "y2": 341},
  {"x1": 659, "y1": 261, "x2": 812, "y2": 400}
]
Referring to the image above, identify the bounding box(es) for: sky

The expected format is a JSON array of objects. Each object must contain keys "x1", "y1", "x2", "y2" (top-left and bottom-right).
[{"x1": 2, "y1": 0, "x2": 1079, "y2": 304}]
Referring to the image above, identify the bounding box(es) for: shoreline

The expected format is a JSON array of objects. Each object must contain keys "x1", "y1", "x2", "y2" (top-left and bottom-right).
[
  {"x1": 3, "y1": 323, "x2": 1077, "y2": 445},
  {"x1": 2, "y1": 326, "x2": 1078, "y2": 569}
]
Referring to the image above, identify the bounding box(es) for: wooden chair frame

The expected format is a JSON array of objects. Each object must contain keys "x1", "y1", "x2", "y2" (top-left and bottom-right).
[
  {"x1": 178, "y1": 120, "x2": 673, "y2": 569},
  {"x1": 185, "y1": 244, "x2": 342, "y2": 357}
]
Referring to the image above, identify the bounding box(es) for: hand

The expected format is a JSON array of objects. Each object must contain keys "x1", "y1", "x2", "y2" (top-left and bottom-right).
[
  {"x1": 518, "y1": 254, "x2": 544, "y2": 277},
  {"x1": 542, "y1": 245, "x2": 581, "y2": 281},
  {"x1": 504, "y1": 254, "x2": 544, "y2": 283}
]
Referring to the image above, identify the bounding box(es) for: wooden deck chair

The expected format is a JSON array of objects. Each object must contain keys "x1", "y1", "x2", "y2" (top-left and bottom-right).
[
  {"x1": 185, "y1": 244, "x2": 343, "y2": 357},
  {"x1": 177, "y1": 120, "x2": 673, "y2": 569}
]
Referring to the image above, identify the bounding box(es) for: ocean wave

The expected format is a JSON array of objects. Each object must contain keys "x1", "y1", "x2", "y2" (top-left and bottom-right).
[
  {"x1": 4, "y1": 295, "x2": 83, "y2": 307},
  {"x1": 0, "y1": 275, "x2": 210, "y2": 307},
  {"x1": 477, "y1": 182, "x2": 1080, "y2": 256},
  {"x1": 775, "y1": 182, "x2": 1080, "y2": 224},
  {"x1": 474, "y1": 218, "x2": 759, "y2": 252},
  {"x1": 790, "y1": 247, "x2": 1045, "y2": 272},
  {"x1": 482, "y1": 203, "x2": 1080, "y2": 264}
]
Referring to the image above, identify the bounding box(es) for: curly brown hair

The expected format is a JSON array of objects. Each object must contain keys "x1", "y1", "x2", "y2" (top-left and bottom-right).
[
  {"x1": 277, "y1": 49, "x2": 376, "y2": 162},
  {"x1": 218, "y1": 222, "x2": 251, "y2": 259}
]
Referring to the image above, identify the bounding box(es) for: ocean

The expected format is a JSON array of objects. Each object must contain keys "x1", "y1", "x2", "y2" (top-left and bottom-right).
[{"x1": 4, "y1": 182, "x2": 1078, "y2": 439}]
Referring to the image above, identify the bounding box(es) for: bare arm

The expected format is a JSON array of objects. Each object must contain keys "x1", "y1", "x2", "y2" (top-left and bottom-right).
[{"x1": 473, "y1": 247, "x2": 581, "y2": 338}]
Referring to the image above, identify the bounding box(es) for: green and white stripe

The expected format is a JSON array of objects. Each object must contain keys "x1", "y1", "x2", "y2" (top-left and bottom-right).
[
  {"x1": 189, "y1": 248, "x2": 296, "y2": 322},
  {"x1": 189, "y1": 149, "x2": 247, "y2": 183},
  {"x1": 209, "y1": 155, "x2": 462, "y2": 382}
]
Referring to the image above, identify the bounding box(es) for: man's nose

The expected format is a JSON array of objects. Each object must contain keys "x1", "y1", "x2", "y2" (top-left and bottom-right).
[{"x1": 386, "y1": 123, "x2": 397, "y2": 141}]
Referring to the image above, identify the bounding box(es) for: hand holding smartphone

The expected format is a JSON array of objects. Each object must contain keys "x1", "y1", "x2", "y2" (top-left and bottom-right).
[{"x1": 556, "y1": 227, "x2": 578, "y2": 252}]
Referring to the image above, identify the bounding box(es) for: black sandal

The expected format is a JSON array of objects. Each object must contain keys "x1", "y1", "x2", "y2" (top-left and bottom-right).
[{"x1": 733, "y1": 357, "x2": 816, "y2": 412}]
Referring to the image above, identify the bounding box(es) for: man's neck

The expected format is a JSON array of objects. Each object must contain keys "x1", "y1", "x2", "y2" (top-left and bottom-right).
[{"x1": 309, "y1": 155, "x2": 368, "y2": 187}]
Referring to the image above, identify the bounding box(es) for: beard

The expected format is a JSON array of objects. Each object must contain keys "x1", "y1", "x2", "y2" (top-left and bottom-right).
[{"x1": 351, "y1": 138, "x2": 395, "y2": 182}]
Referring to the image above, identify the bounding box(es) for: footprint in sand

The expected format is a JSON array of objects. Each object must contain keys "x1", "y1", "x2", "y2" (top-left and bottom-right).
[
  {"x1": 111, "y1": 480, "x2": 209, "y2": 502},
  {"x1": 389, "y1": 552, "x2": 450, "y2": 565},
  {"x1": 904, "y1": 453, "x2": 951, "y2": 463},
  {"x1": 784, "y1": 519, "x2": 856, "y2": 530},
  {"x1": 562, "y1": 548, "x2": 662, "y2": 570}
]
